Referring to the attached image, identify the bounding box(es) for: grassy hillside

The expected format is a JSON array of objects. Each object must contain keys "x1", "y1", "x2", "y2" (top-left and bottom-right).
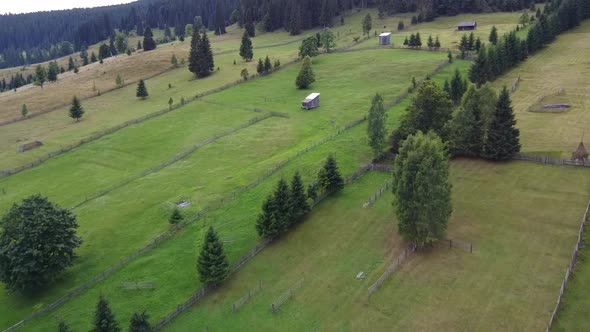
[{"x1": 165, "y1": 160, "x2": 590, "y2": 331}]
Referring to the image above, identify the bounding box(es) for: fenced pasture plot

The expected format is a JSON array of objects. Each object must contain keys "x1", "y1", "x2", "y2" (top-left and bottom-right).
[
  {"x1": 162, "y1": 160, "x2": 590, "y2": 331},
  {"x1": 491, "y1": 20, "x2": 590, "y2": 159}
]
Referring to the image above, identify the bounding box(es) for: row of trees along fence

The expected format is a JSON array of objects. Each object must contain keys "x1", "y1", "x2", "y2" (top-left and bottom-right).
[
  {"x1": 546, "y1": 200, "x2": 590, "y2": 331},
  {"x1": 231, "y1": 280, "x2": 263, "y2": 312},
  {"x1": 0, "y1": 56, "x2": 301, "y2": 180},
  {"x1": 513, "y1": 153, "x2": 590, "y2": 167},
  {"x1": 152, "y1": 164, "x2": 382, "y2": 330},
  {"x1": 71, "y1": 113, "x2": 273, "y2": 209},
  {"x1": 367, "y1": 244, "x2": 417, "y2": 298},
  {"x1": 271, "y1": 279, "x2": 304, "y2": 314}
]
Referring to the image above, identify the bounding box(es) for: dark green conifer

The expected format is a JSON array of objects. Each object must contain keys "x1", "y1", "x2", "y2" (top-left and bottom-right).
[
  {"x1": 136, "y1": 80, "x2": 148, "y2": 99},
  {"x1": 129, "y1": 311, "x2": 151, "y2": 332},
  {"x1": 239, "y1": 32, "x2": 253, "y2": 61},
  {"x1": 483, "y1": 87, "x2": 521, "y2": 160},
  {"x1": 92, "y1": 296, "x2": 120, "y2": 332},
  {"x1": 290, "y1": 172, "x2": 309, "y2": 223},
  {"x1": 197, "y1": 227, "x2": 229, "y2": 284},
  {"x1": 69, "y1": 96, "x2": 84, "y2": 122},
  {"x1": 318, "y1": 155, "x2": 344, "y2": 193}
]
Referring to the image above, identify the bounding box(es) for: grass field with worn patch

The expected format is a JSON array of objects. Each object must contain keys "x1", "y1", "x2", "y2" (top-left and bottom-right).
[
  {"x1": 0, "y1": 48, "x2": 447, "y2": 329},
  {"x1": 491, "y1": 20, "x2": 590, "y2": 158},
  {"x1": 163, "y1": 160, "x2": 590, "y2": 332}
]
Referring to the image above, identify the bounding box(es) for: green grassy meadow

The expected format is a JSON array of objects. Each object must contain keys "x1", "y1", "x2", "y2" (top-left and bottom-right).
[{"x1": 165, "y1": 159, "x2": 590, "y2": 331}]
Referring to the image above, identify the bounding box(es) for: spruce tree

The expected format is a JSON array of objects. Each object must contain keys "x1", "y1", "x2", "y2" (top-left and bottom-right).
[
  {"x1": 398, "y1": 21, "x2": 405, "y2": 31},
  {"x1": 392, "y1": 131, "x2": 452, "y2": 248},
  {"x1": 92, "y1": 296, "x2": 121, "y2": 332},
  {"x1": 91, "y1": 52, "x2": 98, "y2": 63},
  {"x1": 21, "y1": 104, "x2": 28, "y2": 117},
  {"x1": 47, "y1": 62, "x2": 59, "y2": 81},
  {"x1": 169, "y1": 208, "x2": 183, "y2": 224},
  {"x1": 403, "y1": 36, "x2": 409, "y2": 46},
  {"x1": 449, "y1": 86, "x2": 484, "y2": 157},
  {"x1": 239, "y1": 32, "x2": 254, "y2": 61},
  {"x1": 256, "y1": 58, "x2": 265, "y2": 74},
  {"x1": 318, "y1": 155, "x2": 344, "y2": 194},
  {"x1": 81, "y1": 48, "x2": 89, "y2": 65},
  {"x1": 196, "y1": 32, "x2": 214, "y2": 78},
  {"x1": 296, "y1": 56, "x2": 315, "y2": 89},
  {"x1": 129, "y1": 311, "x2": 151, "y2": 332},
  {"x1": 68, "y1": 56, "x2": 75, "y2": 71},
  {"x1": 256, "y1": 195, "x2": 277, "y2": 238},
  {"x1": 290, "y1": 172, "x2": 310, "y2": 223},
  {"x1": 468, "y1": 32, "x2": 475, "y2": 51},
  {"x1": 367, "y1": 93, "x2": 387, "y2": 157},
  {"x1": 136, "y1": 80, "x2": 148, "y2": 99},
  {"x1": 443, "y1": 79, "x2": 451, "y2": 97},
  {"x1": 489, "y1": 26, "x2": 498, "y2": 45},
  {"x1": 362, "y1": 13, "x2": 372, "y2": 37},
  {"x1": 197, "y1": 227, "x2": 229, "y2": 284},
  {"x1": 69, "y1": 96, "x2": 84, "y2": 122},
  {"x1": 450, "y1": 69, "x2": 466, "y2": 104},
  {"x1": 469, "y1": 45, "x2": 490, "y2": 87},
  {"x1": 143, "y1": 27, "x2": 157, "y2": 51},
  {"x1": 273, "y1": 179, "x2": 292, "y2": 230},
  {"x1": 427, "y1": 35, "x2": 434, "y2": 49},
  {"x1": 264, "y1": 56, "x2": 272, "y2": 73},
  {"x1": 171, "y1": 54, "x2": 178, "y2": 67},
  {"x1": 415, "y1": 33, "x2": 422, "y2": 48},
  {"x1": 58, "y1": 321, "x2": 70, "y2": 332},
  {"x1": 434, "y1": 36, "x2": 441, "y2": 49},
  {"x1": 189, "y1": 30, "x2": 201, "y2": 75},
  {"x1": 483, "y1": 87, "x2": 521, "y2": 160}
]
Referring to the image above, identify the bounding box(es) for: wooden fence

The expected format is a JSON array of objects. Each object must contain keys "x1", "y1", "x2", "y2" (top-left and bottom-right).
[
  {"x1": 231, "y1": 281, "x2": 263, "y2": 312},
  {"x1": 271, "y1": 279, "x2": 304, "y2": 314},
  {"x1": 367, "y1": 244, "x2": 417, "y2": 298},
  {"x1": 513, "y1": 153, "x2": 590, "y2": 168},
  {"x1": 545, "y1": 200, "x2": 590, "y2": 331},
  {"x1": 363, "y1": 182, "x2": 391, "y2": 208}
]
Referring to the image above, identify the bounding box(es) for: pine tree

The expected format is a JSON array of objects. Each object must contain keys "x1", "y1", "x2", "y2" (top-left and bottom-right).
[
  {"x1": 197, "y1": 227, "x2": 229, "y2": 284},
  {"x1": 468, "y1": 32, "x2": 475, "y2": 51},
  {"x1": 450, "y1": 69, "x2": 466, "y2": 104},
  {"x1": 58, "y1": 321, "x2": 70, "y2": 332},
  {"x1": 137, "y1": 40, "x2": 142, "y2": 50},
  {"x1": 256, "y1": 195, "x2": 277, "y2": 238},
  {"x1": 136, "y1": 80, "x2": 148, "y2": 99},
  {"x1": 168, "y1": 97, "x2": 174, "y2": 109},
  {"x1": 290, "y1": 172, "x2": 310, "y2": 223},
  {"x1": 91, "y1": 52, "x2": 98, "y2": 63},
  {"x1": 489, "y1": 26, "x2": 498, "y2": 45},
  {"x1": 403, "y1": 36, "x2": 409, "y2": 46},
  {"x1": 434, "y1": 36, "x2": 441, "y2": 49},
  {"x1": 214, "y1": 0, "x2": 227, "y2": 35},
  {"x1": 245, "y1": 22, "x2": 255, "y2": 37},
  {"x1": 264, "y1": 56, "x2": 272, "y2": 73},
  {"x1": 189, "y1": 30, "x2": 201, "y2": 75},
  {"x1": 21, "y1": 104, "x2": 28, "y2": 117},
  {"x1": 367, "y1": 93, "x2": 387, "y2": 157},
  {"x1": 392, "y1": 131, "x2": 452, "y2": 248},
  {"x1": 143, "y1": 27, "x2": 157, "y2": 51},
  {"x1": 296, "y1": 56, "x2": 315, "y2": 89},
  {"x1": 475, "y1": 37, "x2": 482, "y2": 51},
  {"x1": 449, "y1": 85, "x2": 484, "y2": 157},
  {"x1": 448, "y1": 50, "x2": 453, "y2": 63},
  {"x1": 115, "y1": 74, "x2": 124, "y2": 88},
  {"x1": 318, "y1": 155, "x2": 344, "y2": 193},
  {"x1": 415, "y1": 33, "x2": 422, "y2": 48},
  {"x1": 483, "y1": 87, "x2": 521, "y2": 160},
  {"x1": 171, "y1": 54, "x2": 178, "y2": 67},
  {"x1": 169, "y1": 207, "x2": 183, "y2": 224},
  {"x1": 129, "y1": 311, "x2": 151, "y2": 332},
  {"x1": 47, "y1": 62, "x2": 59, "y2": 82},
  {"x1": 459, "y1": 34, "x2": 468, "y2": 59},
  {"x1": 427, "y1": 35, "x2": 434, "y2": 49},
  {"x1": 469, "y1": 45, "x2": 490, "y2": 87},
  {"x1": 197, "y1": 32, "x2": 214, "y2": 78},
  {"x1": 239, "y1": 32, "x2": 253, "y2": 61},
  {"x1": 92, "y1": 296, "x2": 121, "y2": 332},
  {"x1": 81, "y1": 48, "x2": 89, "y2": 66},
  {"x1": 68, "y1": 56, "x2": 75, "y2": 71},
  {"x1": 398, "y1": 21, "x2": 405, "y2": 31},
  {"x1": 273, "y1": 179, "x2": 292, "y2": 230},
  {"x1": 69, "y1": 96, "x2": 84, "y2": 122},
  {"x1": 362, "y1": 13, "x2": 372, "y2": 37},
  {"x1": 256, "y1": 58, "x2": 265, "y2": 74},
  {"x1": 443, "y1": 79, "x2": 451, "y2": 97}
]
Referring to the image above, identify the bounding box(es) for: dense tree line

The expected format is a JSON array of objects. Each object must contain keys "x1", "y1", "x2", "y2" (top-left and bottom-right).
[
  {"x1": 0, "y1": 0, "x2": 237, "y2": 69},
  {"x1": 378, "y1": 0, "x2": 543, "y2": 19}
]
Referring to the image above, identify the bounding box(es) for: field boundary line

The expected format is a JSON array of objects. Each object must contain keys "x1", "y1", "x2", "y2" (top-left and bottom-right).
[
  {"x1": 151, "y1": 163, "x2": 382, "y2": 330},
  {"x1": 367, "y1": 244, "x2": 417, "y2": 298},
  {"x1": 546, "y1": 199, "x2": 590, "y2": 331},
  {"x1": 71, "y1": 113, "x2": 275, "y2": 209},
  {"x1": 513, "y1": 153, "x2": 590, "y2": 168}
]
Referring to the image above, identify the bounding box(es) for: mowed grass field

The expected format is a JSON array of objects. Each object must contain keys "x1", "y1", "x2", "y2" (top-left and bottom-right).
[
  {"x1": 492, "y1": 20, "x2": 590, "y2": 158},
  {"x1": 0, "y1": 49, "x2": 447, "y2": 329},
  {"x1": 164, "y1": 159, "x2": 590, "y2": 331}
]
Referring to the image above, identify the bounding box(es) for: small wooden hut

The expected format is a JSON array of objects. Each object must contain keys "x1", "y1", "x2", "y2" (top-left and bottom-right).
[
  {"x1": 572, "y1": 141, "x2": 589, "y2": 162},
  {"x1": 379, "y1": 32, "x2": 392, "y2": 45},
  {"x1": 457, "y1": 22, "x2": 477, "y2": 31},
  {"x1": 302, "y1": 93, "x2": 320, "y2": 110}
]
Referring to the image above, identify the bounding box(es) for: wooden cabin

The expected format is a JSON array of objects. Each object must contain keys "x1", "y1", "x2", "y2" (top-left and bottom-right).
[
  {"x1": 379, "y1": 32, "x2": 392, "y2": 45},
  {"x1": 457, "y1": 22, "x2": 477, "y2": 31},
  {"x1": 302, "y1": 93, "x2": 320, "y2": 110}
]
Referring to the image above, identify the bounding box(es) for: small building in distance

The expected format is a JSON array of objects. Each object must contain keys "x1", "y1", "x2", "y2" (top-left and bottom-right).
[
  {"x1": 302, "y1": 93, "x2": 320, "y2": 110},
  {"x1": 457, "y1": 22, "x2": 477, "y2": 31},
  {"x1": 379, "y1": 32, "x2": 392, "y2": 45}
]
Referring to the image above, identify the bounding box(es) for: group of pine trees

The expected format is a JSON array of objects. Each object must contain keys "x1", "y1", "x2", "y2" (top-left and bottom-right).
[
  {"x1": 256, "y1": 157, "x2": 343, "y2": 239},
  {"x1": 402, "y1": 33, "x2": 440, "y2": 50},
  {"x1": 458, "y1": 32, "x2": 483, "y2": 58},
  {"x1": 469, "y1": 0, "x2": 590, "y2": 87},
  {"x1": 189, "y1": 30, "x2": 214, "y2": 78},
  {"x1": 0, "y1": 72, "x2": 33, "y2": 92},
  {"x1": 256, "y1": 56, "x2": 278, "y2": 74}
]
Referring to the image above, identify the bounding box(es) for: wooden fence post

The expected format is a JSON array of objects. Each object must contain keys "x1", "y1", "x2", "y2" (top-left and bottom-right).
[{"x1": 449, "y1": 239, "x2": 452, "y2": 248}]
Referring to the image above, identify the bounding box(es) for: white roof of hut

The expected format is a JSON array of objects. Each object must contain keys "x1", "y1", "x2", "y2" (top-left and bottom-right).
[
  {"x1": 379, "y1": 32, "x2": 392, "y2": 37},
  {"x1": 304, "y1": 93, "x2": 320, "y2": 101}
]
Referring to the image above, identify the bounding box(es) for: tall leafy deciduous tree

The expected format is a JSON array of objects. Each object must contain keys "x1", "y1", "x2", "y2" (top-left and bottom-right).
[
  {"x1": 392, "y1": 131, "x2": 452, "y2": 248},
  {"x1": 92, "y1": 296, "x2": 121, "y2": 332},
  {"x1": 320, "y1": 29, "x2": 336, "y2": 53},
  {"x1": 197, "y1": 227, "x2": 229, "y2": 284},
  {"x1": 367, "y1": 93, "x2": 388, "y2": 157},
  {"x1": 129, "y1": 311, "x2": 151, "y2": 332},
  {"x1": 0, "y1": 195, "x2": 81, "y2": 293},
  {"x1": 47, "y1": 61, "x2": 59, "y2": 81},
  {"x1": 239, "y1": 31, "x2": 253, "y2": 61},
  {"x1": 318, "y1": 155, "x2": 344, "y2": 194},
  {"x1": 296, "y1": 56, "x2": 315, "y2": 89},
  {"x1": 362, "y1": 13, "x2": 372, "y2": 37},
  {"x1": 402, "y1": 80, "x2": 452, "y2": 139},
  {"x1": 483, "y1": 87, "x2": 521, "y2": 160},
  {"x1": 299, "y1": 37, "x2": 319, "y2": 58},
  {"x1": 142, "y1": 27, "x2": 157, "y2": 51},
  {"x1": 69, "y1": 96, "x2": 85, "y2": 122},
  {"x1": 136, "y1": 79, "x2": 148, "y2": 99},
  {"x1": 185, "y1": 24, "x2": 194, "y2": 39},
  {"x1": 290, "y1": 172, "x2": 310, "y2": 223}
]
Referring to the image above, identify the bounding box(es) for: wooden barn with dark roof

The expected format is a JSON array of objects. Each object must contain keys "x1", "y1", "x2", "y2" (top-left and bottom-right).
[{"x1": 457, "y1": 22, "x2": 477, "y2": 31}]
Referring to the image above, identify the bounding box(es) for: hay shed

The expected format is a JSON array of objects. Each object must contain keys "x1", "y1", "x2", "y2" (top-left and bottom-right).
[
  {"x1": 379, "y1": 32, "x2": 392, "y2": 45},
  {"x1": 458, "y1": 22, "x2": 477, "y2": 31},
  {"x1": 572, "y1": 141, "x2": 589, "y2": 162},
  {"x1": 302, "y1": 93, "x2": 320, "y2": 110}
]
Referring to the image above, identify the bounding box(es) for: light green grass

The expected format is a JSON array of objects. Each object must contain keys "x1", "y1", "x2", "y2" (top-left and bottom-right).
[
  {"x1": 165, "y1": 160, "x2": 590, "y2": 332},
  {"x1": 0, "y1": 49, "x2": 446, "y2": 329}
]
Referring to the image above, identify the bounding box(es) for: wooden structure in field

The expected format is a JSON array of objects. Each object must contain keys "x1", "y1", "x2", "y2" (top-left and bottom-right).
[
  {"x1": 457, "y1": 22, "x2": 477, "y2": 31},
  {"x1": 302, "y1": 93, "x2": 320, "y2": 110},
  {"x1": 18, "y1": 141, "x2": 43, "y2": 152},
  {"x1": 379, "y1": 32, "x2": 392, "y2": 45}
]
